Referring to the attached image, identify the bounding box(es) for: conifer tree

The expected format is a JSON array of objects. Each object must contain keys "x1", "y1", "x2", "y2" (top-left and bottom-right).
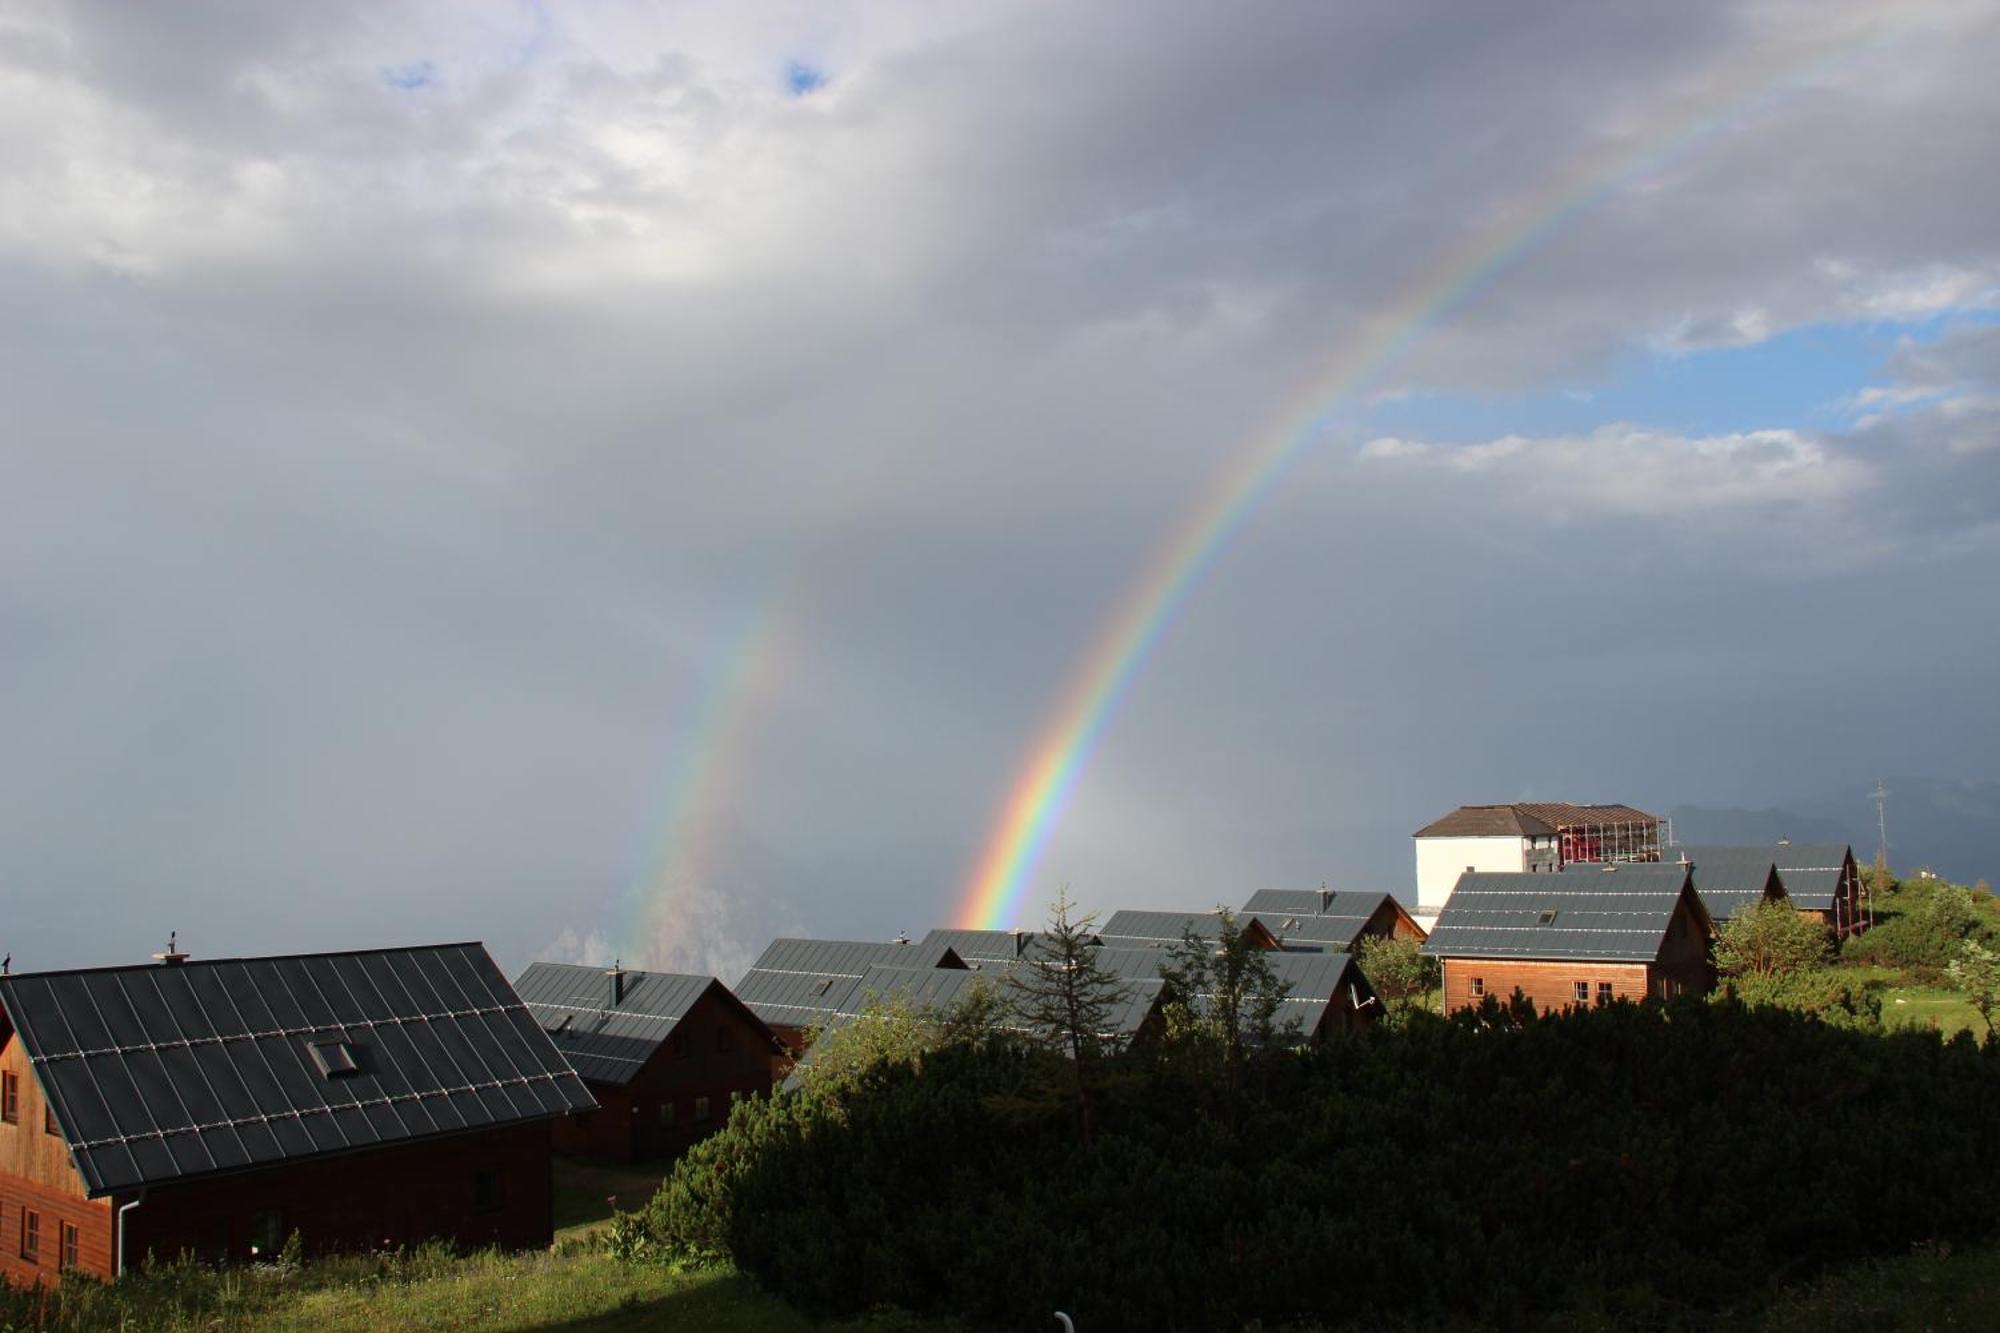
[{"x1": 1003, "y1": 888, "x2": 1128, "y2": 1143}]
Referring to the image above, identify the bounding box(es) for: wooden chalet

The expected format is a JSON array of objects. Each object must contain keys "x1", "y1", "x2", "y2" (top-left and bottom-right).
[
  {"x1": 1241, "y1": 888, "x2": 1427, "y2": 952},
  {"x1": 732, "y1": 939, "x2": 966, "y2": 1053},
  {"x1": 0, "y1": 943, "x2": 594, "y2": 1286},
  {"x1": 513, "y1": 963, "x2": 781, "y2": 1163},
  {"x1": 1422, "y1": 863, "x2": 1717, "y2": 1014},
  {"x1": 1674, "y1": 843, "x2": 1868, "y2": 936}
]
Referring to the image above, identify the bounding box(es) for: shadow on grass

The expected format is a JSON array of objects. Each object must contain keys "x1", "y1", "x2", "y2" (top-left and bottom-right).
[{"x1": 522, "y1": 1269, "x2": 959, "y2": 1333}]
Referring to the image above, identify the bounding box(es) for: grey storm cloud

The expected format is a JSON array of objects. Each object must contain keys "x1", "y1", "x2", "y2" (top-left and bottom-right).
[{"x1": 2, "y1": 0, "x2": 1996, "y2": 974}]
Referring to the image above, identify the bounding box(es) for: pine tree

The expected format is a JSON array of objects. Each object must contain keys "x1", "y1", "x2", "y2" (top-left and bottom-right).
[{"x1": 1003, "y1": 888, "x2": 1129, "y2": 1143}]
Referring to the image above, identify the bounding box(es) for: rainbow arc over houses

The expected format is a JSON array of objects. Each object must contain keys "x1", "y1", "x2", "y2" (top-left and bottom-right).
[{"x1": 954, "y1": 14, "x2": 1926, "y2": 931}]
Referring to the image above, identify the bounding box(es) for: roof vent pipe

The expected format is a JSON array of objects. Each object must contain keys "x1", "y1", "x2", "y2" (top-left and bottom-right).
[
  {"x1": 153, "y1": 932, "x2": 189, "y2": 965},
  {"x1": 606, "y1": 960, "x2": 626, "y2": 1008}
]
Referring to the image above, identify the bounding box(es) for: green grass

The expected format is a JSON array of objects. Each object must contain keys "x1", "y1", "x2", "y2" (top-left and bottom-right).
[
  {"x1": 1879, "y1": 986, "x2": 1985, "y2": 1036},
  {"x1": 550, "y1": 1156, "x2": 674, "y2": 1245},
  {"x1": 1760, "y1": 1240, "x2": 2000, "y2": 1331},
  {"x1": 3, "y1": 1248, "x2": 958, "y2": 1332}
]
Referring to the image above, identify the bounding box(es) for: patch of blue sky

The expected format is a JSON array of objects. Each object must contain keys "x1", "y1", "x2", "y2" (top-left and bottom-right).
[
  {"x1": 786, "y1": 61, "x2": 827, "y2": 97},
  {"x1": 1359, "y1": 312, "x2": 1998, "y2": 443},
  {"x1": 382, "y1": 60, "x2": 438, "y2": 91}
]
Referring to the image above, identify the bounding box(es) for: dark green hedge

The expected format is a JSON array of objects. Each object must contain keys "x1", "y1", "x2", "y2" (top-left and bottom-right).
[{"x1": 637, "y1": 1000, "x2": 2000, "y2": 1331}]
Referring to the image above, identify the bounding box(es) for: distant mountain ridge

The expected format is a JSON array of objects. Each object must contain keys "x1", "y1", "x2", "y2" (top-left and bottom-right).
[{"x1": 1670, "y1": 777, "x2": 1998, "y2": 885}]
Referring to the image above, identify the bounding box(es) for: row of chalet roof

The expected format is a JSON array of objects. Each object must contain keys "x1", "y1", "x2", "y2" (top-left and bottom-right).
[
  {"x1": 730, "y1": 890, "x2": 1421, "y2": 1049},
  {"x1": 0, "y1": 837, "x2": 1861, "y2": 1204}
]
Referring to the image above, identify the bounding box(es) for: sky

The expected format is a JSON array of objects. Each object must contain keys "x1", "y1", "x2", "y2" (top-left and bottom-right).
[{"x1": 3, "y1": 0, "x2": 1998, "y2": 977}]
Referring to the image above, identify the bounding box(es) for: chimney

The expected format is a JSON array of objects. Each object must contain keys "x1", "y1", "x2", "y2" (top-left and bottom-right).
[
  {"x1": 1318, "y1": 882, "x2": 1333, "y2": 913},
  {"x1": 605, "y1": 959, "x2": 627, "y2": 1008},
  {"x1": 153, "y1": 931, "x2": 189, "y2": 966},
  {"x1": 1011, "y1": 928, "x2": 1029, "y2": 957}
]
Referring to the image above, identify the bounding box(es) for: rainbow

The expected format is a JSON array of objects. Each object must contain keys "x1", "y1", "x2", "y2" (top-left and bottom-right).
[
  {"x1": 619, "y1": 583, "x2": 798, "y2": 966},
  {"x1": 956, "y1": 13, "x2": 1926, "y2": 930}
]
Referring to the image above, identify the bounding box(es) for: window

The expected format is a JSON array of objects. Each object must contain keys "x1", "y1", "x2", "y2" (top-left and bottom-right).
[
  {"x1": 716, "y1": 1025, "x2": 735, "y2": 1053},
  {"x1": 729, "y1": 1089, "x2": 744, "y2": 1105},
  {"x1": 694, "y1": 1096, "x2": 711, "y2": 1123},
  {"x1": 1470, "y1": 977, "x2": 1485, "y2": 998},
  {"x1": 44, "y1": 1104, "x2": 60, "y2": 1137},
  {"x1": 60, "y1": 1223, "x2": 78, "y2": 1271},
  {"x1": 2, "y1": 1070, "x2": 17, "y2": 1123},
  {"x1": 1596, "y1": 981, "x2": 1613, "y2": 1007},
  {"x1": 1572, "y1": 981, "x2": 1589, "y2": 1005},
  {"x1": 658, "y1": 1100, "x2": 676, "y2": 1127},
  {"x1": 249, "y1": 1208, "x2": 286, "y2": 1258},
  {"x1": 1538, "y1": 910, "x2": 1560, "y2": 926},
  {"x1": 306, "y1": 1041, "x2": 360, "y2": 1079},
  {"x1": 473, "y1": 1167, "x2": 505, "y2": 1215},
  {"x1": 672, "y1": 1030, "x2": 689, "y2": 1059},
  {"x1": 20, "y1": 1207, "x2": 39, "y2": 1263}
]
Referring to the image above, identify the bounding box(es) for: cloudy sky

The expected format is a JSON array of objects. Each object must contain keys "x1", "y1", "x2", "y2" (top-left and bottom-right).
[{"x1": 4, "y1": 0, "x2": 1997, "y2": 977}]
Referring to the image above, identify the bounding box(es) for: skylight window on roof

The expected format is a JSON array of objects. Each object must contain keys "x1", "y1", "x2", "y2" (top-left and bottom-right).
[
  {"x1": 1537, "y1": 909, "x2": 1560, "y2": 926},
  {"x1": 812, "y1": 978, "x2": 833, "y2": 996},
  {"x1": 307, "y1": 1040, "x2": 360, "y2": 1079},
  {"x1": 546, "y1": 1014, "x2": 574, "y2": 1036}
]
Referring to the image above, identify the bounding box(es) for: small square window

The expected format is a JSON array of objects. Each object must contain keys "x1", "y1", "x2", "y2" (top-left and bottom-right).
[
  {"x1": 672, "y1": 1030, "x2": 690, "y2": 1059},
  {"x1": 44, "y1": 1104, "x2": 59, "y2": 1137},
  {"x1": 812, "y1": 977, "x2": 833, "y2": 996},
  {"x1": 730, "y1": 1089, "x2": 744, "y2": 1104},
  {"x1": 60, "y1": 1222, "x2": 78, "y2": 1271},
  {"x1": 694, "y1": 1096, "x2": 711, "y2": 1123},
  {"x1": 1572, "y1": 981, "x2": 1589, "y2": 1004},
  {"x1": 1470, "y1": 977, "x2": 1485, "y2": 998},
  {"x1": 658, "y1": 1100, "x2": 676, "y2": 1127},
  {"x1": 1, "y1": 1071, "x2": 17, "y2": 1123},
  {"x1": 1538, "y1": 910, "x2": 1560, "y2": 926},
  {"x1": 716, "y1": 1026, "x2": 734, "y2": 1053},
  {"x1": 1596, "y1": 981, "x2": 1613, "y2": 1007}
]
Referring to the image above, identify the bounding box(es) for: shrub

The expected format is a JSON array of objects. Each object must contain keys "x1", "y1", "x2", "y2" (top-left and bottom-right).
[{"x1": 627, "y1": 1001, "x2": 2000, "y2": 1331}]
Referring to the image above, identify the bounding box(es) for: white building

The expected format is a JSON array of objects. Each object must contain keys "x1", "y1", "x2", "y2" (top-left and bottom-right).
[{"x1": 1411, "y1": 802, "x2": 1662, "y2": 931}]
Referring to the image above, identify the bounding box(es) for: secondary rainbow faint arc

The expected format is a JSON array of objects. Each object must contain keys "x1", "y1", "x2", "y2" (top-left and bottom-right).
[
  {"x1": 619, "y1": 584, "x2": 797, "y2": 967},
  {"x1": 955, "y1": 14, "x2": 1927, "y2": 931}
]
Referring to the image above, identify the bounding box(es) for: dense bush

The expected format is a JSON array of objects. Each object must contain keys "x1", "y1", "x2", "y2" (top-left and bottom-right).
[
  {"x1": 1843, "y1": 879, "x2": 1992, "y2": 981},
  {"x1": 626, "y1": 1001, "x2": 2000, "y2": 1331}
]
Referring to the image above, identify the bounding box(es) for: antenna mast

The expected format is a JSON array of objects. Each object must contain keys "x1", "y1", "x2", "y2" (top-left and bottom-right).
[{"x1": 1872, "y1": 779, "x2": 1891, "y2": 886}]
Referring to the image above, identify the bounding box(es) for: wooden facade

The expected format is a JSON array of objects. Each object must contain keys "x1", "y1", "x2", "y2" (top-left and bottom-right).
[
  {"x1": 1, "y1": 1029, "x2": 111, "y2": 1287},
  {"x1": 1437, "y1": 891, "x2": 1715, "y2": 1015},
  {"x1": 550, "y1": 984, "x2": 776, "y2": 1163}
]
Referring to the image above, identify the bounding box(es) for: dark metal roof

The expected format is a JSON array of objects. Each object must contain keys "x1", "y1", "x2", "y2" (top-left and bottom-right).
[
  {"x1": 0, "y1": 943, "x2": 596, "y2": 1198},
  {"x1": 1096, "y1": 911, "x2": 1276, "y2": 951},
  {"x1": 1243, "y1": 890, "x2": 1404, "y2": 951},
  {"x1": 512, "y1": 963, "x2": 771, "y2": 1087},
  {"x1": 916, "y1": 928, "x2": 1097, "y2": 966},
  {"x1": 839, "y1": 965, "x2": 994, "y2": 1015},
  {"x1": 1422, "y1": 866, "x2": 1701, "y2": 961},
  {"x1": 1672, "y1": 844, "x2": 1850, "y2": 911},
  {"x1": 1657, "y1": 850, "x2": 1784, "y2": 924},
  {"x1": 733, "y1": 938, "x2": 963, "y2": 1031}
]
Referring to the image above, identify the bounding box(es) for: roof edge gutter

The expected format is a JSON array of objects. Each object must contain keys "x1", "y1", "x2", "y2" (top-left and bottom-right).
[{"x1": 116, "y1": 1188, "x2": 146, "y2": 1279}]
